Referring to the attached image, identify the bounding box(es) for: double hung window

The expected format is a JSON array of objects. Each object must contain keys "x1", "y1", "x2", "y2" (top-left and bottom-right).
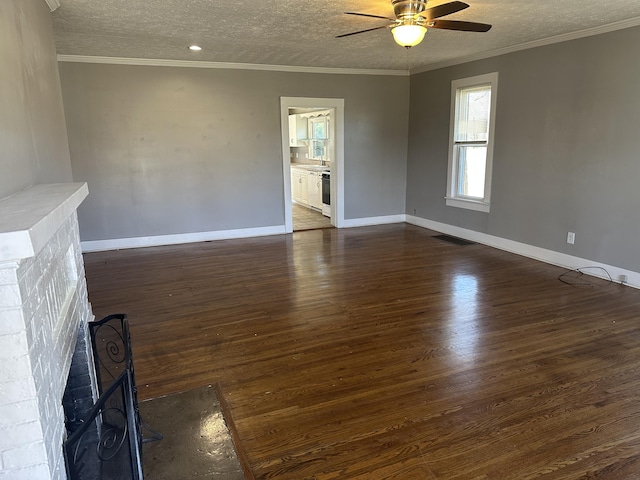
[
  {"x1": 309, "y1": 116, "x2": 329, "y2": 160},
  {"x1": 446, "y1": 72, "x2": 498, "y2": 212}
]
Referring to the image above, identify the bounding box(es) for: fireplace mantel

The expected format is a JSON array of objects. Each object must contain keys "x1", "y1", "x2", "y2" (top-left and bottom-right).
[{"x1": 0, "y1": 183, "x2": 88, "y2": 262}]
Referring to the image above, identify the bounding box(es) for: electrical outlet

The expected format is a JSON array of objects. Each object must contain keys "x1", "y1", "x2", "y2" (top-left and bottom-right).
[
  {"x1": 413, "y1": 208, "x2": 417, "y2": 214},
  {"x1": 620, "y1": 274, "x2": 628, "y2": 284},
  {"x1": 567, "y1": 232, "x2": 575, "y2": 244}
]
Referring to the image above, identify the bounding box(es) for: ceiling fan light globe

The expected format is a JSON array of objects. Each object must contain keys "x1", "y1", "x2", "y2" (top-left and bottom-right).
[{"x1": 391, "y1": 24, "x2": 427, "y2": 47}]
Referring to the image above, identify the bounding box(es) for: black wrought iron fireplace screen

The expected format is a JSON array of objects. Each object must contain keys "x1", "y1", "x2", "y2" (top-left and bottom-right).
[{"x1": 63, "y1": 314, "x2": 162, "y2": 480}]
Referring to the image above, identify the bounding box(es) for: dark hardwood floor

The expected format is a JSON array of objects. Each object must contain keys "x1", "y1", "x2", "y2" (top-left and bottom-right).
[{"x1": 83, "y1": 224, "x2": 640, "y2": 479}]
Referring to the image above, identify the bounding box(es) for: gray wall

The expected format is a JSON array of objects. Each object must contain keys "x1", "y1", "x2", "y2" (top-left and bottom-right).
[
  {"x1": 59, "y1": 63, "x2": 409, "y2": 241},
  {"x1": 0, "y1": 0, "x2": 72, "y2": 200},
  {"x1": 407, "y1": 26, "x2": 640, "y2": 273}
]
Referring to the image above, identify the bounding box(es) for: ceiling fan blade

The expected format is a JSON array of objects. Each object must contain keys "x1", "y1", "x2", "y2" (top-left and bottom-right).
[
  {"x1": 344, "y1": 12, "x2": 396, "y2": 21},
  {"x1": 414, "y1": 1, "x2": 469, "y2": 20},
  {"x1": 336, "y1": 25, "x2": 392, "y2": 38},
  {"x1": 427, "y1": 19, "x2": 492, "y2": 32}
]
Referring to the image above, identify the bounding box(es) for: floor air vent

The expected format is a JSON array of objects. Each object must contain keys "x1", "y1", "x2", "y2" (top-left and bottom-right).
[{"x1": 433, "y1": 234, "x2": 476, "y2": 246}]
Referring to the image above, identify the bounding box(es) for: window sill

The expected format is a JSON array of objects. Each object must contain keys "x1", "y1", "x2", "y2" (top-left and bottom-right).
[{"x1": 445, "y1": 197, "x2": 490, "y2": 213}]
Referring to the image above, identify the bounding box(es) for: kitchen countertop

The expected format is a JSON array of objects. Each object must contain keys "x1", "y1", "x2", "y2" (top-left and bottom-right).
[{"x1": 290, "y1": 164, "x2": 330, "y2": 172}]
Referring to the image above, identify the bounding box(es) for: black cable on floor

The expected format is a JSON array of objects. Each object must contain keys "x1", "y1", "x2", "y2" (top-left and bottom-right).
[{"x1": 558, "y1": 266, "x2": 613, "y2": 287}]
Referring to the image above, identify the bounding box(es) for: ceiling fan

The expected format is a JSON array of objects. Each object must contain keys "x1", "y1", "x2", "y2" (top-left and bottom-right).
[{"x1": 337, "y1": 0, "x2": 491, "y2": 48}]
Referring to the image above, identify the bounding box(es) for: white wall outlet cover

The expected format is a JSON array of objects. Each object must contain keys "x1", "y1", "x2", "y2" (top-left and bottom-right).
[{"x1": 567, "y1": 232, "x2": 575, "y2": 244}]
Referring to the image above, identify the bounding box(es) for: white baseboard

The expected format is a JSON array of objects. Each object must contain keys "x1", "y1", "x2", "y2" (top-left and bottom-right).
[
  {"x1": 81, "y1": 216, "x2": 639, "y2": 290},
  {"x1": 81, "y1": 214, "x2": 406, "y2": 252},
  {"x1": 81, "y1": 225, "x2": 286, "y2": 253},
  {"x1": 406, "y1": 215, "x2": 639, "y2": 289},
  {"x1": 342, "y1": 214, "x2": 407, "y2": 228}
]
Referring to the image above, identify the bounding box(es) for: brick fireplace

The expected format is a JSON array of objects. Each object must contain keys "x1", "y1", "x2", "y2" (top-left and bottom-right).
[{"x1": 0, "y1": 183, "x2": 94, "y2": 480}]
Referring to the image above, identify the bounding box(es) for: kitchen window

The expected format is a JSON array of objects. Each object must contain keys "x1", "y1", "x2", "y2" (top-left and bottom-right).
[
  {"x1": 309, "y1": 115, "x2": 329, "y2": 160},
  {"x1": 446, "y1": 72, "x2": 498, "y2": 213}
]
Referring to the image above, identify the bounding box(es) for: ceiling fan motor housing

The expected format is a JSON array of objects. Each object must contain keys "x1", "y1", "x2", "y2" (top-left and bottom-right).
[{"x1": 392, "y1": 0, "x2": 427, "y2": 21}]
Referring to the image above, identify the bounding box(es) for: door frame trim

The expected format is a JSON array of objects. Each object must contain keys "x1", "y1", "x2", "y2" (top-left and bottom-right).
[{"x1": 280, "y1": 97, "x2": 345, "y2": 233}]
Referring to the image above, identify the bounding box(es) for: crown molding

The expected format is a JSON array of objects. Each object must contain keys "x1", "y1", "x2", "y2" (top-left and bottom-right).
[
  {"x1": 56, "y1": 55, "x2": 409, "y2": 76},
  {"x1": 44, "y1": 0, "x2": 60, "y2": 12},
  {"x1": 411, "y1": 16, "x2": 640, "y2": 75},
  {"x1": 55, "y1": 16, "x2": 640, "y2": 77}
]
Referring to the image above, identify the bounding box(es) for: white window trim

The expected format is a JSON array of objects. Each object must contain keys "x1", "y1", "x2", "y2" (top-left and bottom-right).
[
  {"x1": 308, "y1": 115, "x2": 329, "y2": 160},
  {"x1": 446, "y1": 72, "x2": 498, "y2": 213}
]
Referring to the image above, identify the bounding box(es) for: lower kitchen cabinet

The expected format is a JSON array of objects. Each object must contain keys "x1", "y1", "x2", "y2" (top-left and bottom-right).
[
  {"x1": 291, "y1": 169, "x2": 307, "y2": 205},
  {"x1": 307, "y1": 171, "x2": 322, "y2": 209},
  {"x1": 291, "y1": 167, "x2": 323, "y2": 210}
]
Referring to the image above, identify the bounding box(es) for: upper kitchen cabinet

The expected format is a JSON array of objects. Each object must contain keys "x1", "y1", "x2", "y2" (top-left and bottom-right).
[{"x1": 288, "y1": 114, "x2": 308, "y2": 147}]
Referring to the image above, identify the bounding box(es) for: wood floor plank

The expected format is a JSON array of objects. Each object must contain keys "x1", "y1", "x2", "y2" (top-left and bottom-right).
[{"x1": 83, "y1": 224, "x2": 640, "y2": 479}]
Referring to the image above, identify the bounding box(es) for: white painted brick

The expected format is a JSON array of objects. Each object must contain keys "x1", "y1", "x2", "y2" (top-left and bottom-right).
[
  {"x1": 0, "y1": 421, "x2": 43, "y2": 450},
  {"x1": 0, "y1": 463, "x2": 50, "y2": 480},
  {"x1": 17, "y1": 266, "x2": 36, "y2": 302},
  {"x1": 0, "y1": 355, "x2": 32, "y2": 382},
  {"x1": 25, "y1": 316, "x2": 36, "y2": 348},
  {"x1": 37, "y1": 299, "x2": 51, "y2": 333},
  {"x1": 22, "y1": 293, "x2": 40, "y2": 330},
  {"x1": 36, "y1": 249, "x2": 52, "y2": 276},
  {"x1": 28, "y1": 348, "x2": 42, "y2": 379},
  {"x1": 32, "y1": 361, "x2": 45, "y2": 395},
  {"x1": 0, "y1": 193, "x2": 94, "y2": 480},
  {"x1": 44, "y1": 421, "x2": 64, "y2": 471},
  {"x1": 0, "y1": 284, "x2": 22, "y2": 309},
  {"x1": 49, "y1": 462, "x2": 62, "y2": 480},
  {"x1": 48, "y1": 363, "x2": 62, "y2": 399},
  {"x1": 41, "y1": 420, "x2": 56, "y2": 461},
  {"x1": 31, "y1": 363, "x2": 44, "y2": 400},
  {"x1": 0, "y1": 267, "x2": 17, "y2": 286},
  {"x1": 2, "y1": 441, "x2": 47, "y2": 469},
  {"x1": 40, "y1": 391, "x2": 50, "y2": 422},
  {"x1": 0, "y1": 399, "x2": 40, "y2": 429},
  {"x1": 34, "y1": 278, "x2": 47, "y2": 308},
  {"x1": 0, "y1": 331, "x2": 29, "y2": 358},
  {"x1": 0, "y1": 308, "x2": 25, "y2": 335},
  {"x1": 0, "y1": 378, "x2": 36, "y2": 404},
  {"x1": 15, "y1": 257, "x2": 33, "y2": 284}
]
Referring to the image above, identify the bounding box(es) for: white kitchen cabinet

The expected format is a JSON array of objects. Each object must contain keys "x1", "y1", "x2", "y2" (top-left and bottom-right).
[
  {"x1": 291, "y1": 168, "x2": 307, "y2": 205},
  {"x1": 288, "y1": 115, "x2": 307, "y2": 147},
  {"x1": 288, "y1": 115, "x2": 297, "y2": 147},
  {"x1": 291, "y1": 169, "x2": 301, "y2": 203},
  {"x1": 307, "y1": 171, "x2": 322, "y2": 209},
  {"x1": 292, "y1": 167, "x2": 324, "y2": 210}
]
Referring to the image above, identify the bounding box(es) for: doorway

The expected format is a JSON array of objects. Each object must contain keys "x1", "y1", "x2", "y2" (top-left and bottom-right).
[{"x1": 280, "y1": 97, "x2": 345, "y2": 233}]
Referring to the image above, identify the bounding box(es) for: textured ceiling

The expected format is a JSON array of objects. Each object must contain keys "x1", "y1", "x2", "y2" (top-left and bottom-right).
[{"x1": 51, "y1": 0, "x2": 640, "y2": 72}]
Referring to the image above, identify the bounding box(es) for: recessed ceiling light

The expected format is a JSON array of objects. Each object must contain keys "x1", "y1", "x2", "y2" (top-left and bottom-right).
[{"x1": 188, "y1": 45, "x2": 202, "y2": 51}]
